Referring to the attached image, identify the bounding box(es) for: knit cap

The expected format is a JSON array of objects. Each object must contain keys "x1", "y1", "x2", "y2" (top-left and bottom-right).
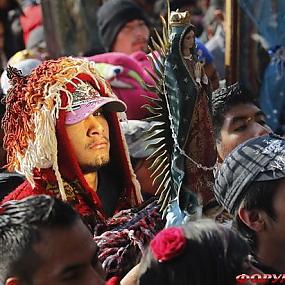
[{"x1": 97, "y1": 0, "x2": 149, "y2": 52}]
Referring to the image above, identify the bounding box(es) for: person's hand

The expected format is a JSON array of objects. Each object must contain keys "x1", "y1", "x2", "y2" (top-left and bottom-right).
[{"x1": 120, "y1": 264, "x2": 141, "y2": 285}]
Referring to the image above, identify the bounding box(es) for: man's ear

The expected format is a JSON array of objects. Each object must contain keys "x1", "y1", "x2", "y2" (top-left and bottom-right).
[
  {"x1": 5, "y1": 277, "x2": 21, "y2": 285},
  {"x1": 216, "y1": 142, "x2": 224, "y2": 163},
  {"x1": 238, "y1": 207, "x2": 264, "y2": 232}
]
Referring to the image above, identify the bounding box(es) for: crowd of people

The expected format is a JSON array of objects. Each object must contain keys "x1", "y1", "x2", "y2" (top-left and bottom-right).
[{"x1": 0, "y1": 0, "x2": 283, "y2": 285}]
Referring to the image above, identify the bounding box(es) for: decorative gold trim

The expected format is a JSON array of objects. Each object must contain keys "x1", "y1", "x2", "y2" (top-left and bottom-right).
[{"x1": 169, "y1": 10, "x2": 191, "y2": 27}]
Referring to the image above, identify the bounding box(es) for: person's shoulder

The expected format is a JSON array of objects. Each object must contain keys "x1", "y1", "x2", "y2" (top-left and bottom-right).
[
  {"x1": 0, "y1": 179, "x2": 46, "y2": 204},
  {"x1": 0, "y1": 172, "x2": 25, "y2": 201}
]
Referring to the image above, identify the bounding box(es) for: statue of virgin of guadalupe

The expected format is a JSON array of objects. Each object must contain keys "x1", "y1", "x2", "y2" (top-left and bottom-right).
[{"x1": 145, "y1": 10, "x2": 217, "y2": 223}]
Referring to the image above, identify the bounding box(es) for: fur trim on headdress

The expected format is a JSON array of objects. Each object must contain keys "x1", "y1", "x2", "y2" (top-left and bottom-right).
[{"x1": 3, "y1": 57, "x2": 115, "y2": 200}]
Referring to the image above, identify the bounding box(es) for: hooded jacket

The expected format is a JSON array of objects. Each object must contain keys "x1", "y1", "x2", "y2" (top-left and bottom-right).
[{"x1": 1, "y1": 57, "x2": 142, "y2": 230}]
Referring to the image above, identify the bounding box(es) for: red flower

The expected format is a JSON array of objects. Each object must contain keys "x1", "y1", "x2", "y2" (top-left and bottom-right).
[{"x1": 150, "y1": 227, "x2": 186, "y2": 262}]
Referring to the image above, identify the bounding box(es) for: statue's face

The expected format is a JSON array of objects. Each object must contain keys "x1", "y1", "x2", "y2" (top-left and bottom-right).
[{"x1": 182, "y1": 30, "x2": 195, "y2": 51}]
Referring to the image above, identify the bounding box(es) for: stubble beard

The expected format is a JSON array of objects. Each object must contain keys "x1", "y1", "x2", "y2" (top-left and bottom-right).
[{"x1": 81, "y1": 153, "x2": 110, "y2": 174}]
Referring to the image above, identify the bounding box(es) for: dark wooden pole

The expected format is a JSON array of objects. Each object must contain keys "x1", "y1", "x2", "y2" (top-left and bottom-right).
[
  {"x1": 41, "y1": 0, "x2": 105, "y2": 58},
  {"x1": 225, "y1": 0, "x2": 240, "y2": 85}
]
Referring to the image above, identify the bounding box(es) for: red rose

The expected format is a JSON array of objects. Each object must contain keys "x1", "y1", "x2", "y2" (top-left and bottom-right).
[{"x1": 150, "y1": 227, "x2": 186, "y2": 262}]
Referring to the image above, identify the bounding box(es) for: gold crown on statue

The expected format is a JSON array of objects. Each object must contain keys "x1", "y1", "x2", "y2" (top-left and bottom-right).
[{"x1": 170, "y1": 10, "x2": 191, "y2": 27}]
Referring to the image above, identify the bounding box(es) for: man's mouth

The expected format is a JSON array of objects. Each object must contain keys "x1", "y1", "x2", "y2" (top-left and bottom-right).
[
  {"x1": 134, "y1": 40, "x2": 147, "y2": 47},
  {"x1": 89, "y1": 140, "x2": 108, "y2": 150}
]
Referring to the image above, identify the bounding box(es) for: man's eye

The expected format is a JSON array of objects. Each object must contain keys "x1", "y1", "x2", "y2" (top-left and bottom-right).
[
  {"x1": 93, "y1": 111, "x2": 103, "y2": 116},
  {"x1": 61, "y1": 270, "x2": 82, "y2": 282},
  {"x1": 257, "y1": 119, "x2": 267, "y2": 126},
  {"x1": 123, "y1": 26, "x2": 132, "y2": 31},
  {"x1": 234, "y1": 124, "x2": 247, "y2": 132}
]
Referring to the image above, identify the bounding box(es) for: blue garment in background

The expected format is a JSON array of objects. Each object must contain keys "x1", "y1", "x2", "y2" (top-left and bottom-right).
[
  {"x1": 239, "y1": 0, "x2": 285, "y2": 133},
  {"x1": 196, "y1": 37, "x2": 214, "y2": 65}
]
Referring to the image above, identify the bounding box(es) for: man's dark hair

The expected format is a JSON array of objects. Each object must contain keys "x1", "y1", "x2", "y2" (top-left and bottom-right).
[
  {"x1": 0, "y1": 195, "x2": 79, "y2": 283},
  {"x1": 139, "y1": 220, "x2": 250, "y2": 285},
  {"x1": 212, "y1": 82, "x2": 258, "y2": 141},
  {"x1": 233, "y1": 179, "x2": 279, "y2": 253}
]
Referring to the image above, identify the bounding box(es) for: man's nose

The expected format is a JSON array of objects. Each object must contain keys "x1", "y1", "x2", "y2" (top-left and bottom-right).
[
  {"x1": 255, "y1": 122, "x2": 271, "y2": 137},
  {"x1": 87, "y1": 115, "x2": 104, "y2": 137},
  {"x1": 134, "y1": 25, "x2": 146, "y2": 37}
]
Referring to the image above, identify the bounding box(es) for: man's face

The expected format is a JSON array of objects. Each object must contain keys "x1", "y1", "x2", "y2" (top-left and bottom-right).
[
  {"x1": 263, "y1": 178, "x2": 285, "y2": 245},
  {"x1": 217, "y1": 103, "x2": 271, "y2": 161},
  {"x1": 112, "y1": 19, "x2": 150, "y2": 54},
  {"x1": 66, "y1": 109, "x2": 110, "y2": 173},
  {"x1": 32, "y1": 219, "x2": 105, "y2": 285}
]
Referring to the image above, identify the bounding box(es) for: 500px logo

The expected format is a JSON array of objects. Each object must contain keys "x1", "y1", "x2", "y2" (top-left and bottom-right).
[{"x1": 236, "y1": 274, "x2": 285, "y2": 283}]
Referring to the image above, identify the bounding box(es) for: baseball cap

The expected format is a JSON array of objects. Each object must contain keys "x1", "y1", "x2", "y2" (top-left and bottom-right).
[
  {"x1": 65, "y1": 81, "x2": 126, "y2": 125},
  {"x1": 214, "y1": 133, "x2": 285, "y2": 215}
]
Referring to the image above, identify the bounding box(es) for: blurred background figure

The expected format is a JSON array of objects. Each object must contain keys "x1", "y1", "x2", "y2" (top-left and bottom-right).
[
  {"x1": 18, "y1": 0, "x2": 42, "y2": 46},
  {"x1": 204, "y1": 0, "x2": 225, "y2": 79},
  {"x1": 90, "y1": 0, "x2": 157, "y2": 120},
  {"x1": 0, "y1": 0, "x2": 24, "y2": 67},
  {"x1": 7, "y1": 24, "x2": 49, "y2": 65},
  {"x1": 97, "y1": 0, "x2": 150, "y2": 55},
  {"x1": 238, "y1": 0, "x2": 285, "y2": 136}
]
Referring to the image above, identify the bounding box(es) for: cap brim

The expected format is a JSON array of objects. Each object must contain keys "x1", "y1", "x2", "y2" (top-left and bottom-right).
[{"x1": 65, "y1": 97, "x2": 126, "y2": 125}]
